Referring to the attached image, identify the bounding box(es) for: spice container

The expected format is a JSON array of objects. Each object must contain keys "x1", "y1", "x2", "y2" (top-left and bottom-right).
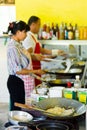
[
  {"x1": 63, "y1": 88, "x2": 77, "y2": 99},
  {"x1": 77, "y1": 88, "x2": 87, "y2": 104}
]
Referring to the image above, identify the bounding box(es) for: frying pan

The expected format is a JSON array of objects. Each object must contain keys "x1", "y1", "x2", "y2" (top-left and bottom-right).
[{"x1": 32, "y1": 97, "x2": 86, "y2": 119}]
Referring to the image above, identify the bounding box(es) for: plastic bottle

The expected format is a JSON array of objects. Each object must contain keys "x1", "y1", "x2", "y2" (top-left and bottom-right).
[{"x1": 74, "y1": 75, "x2": 81, "y2": 88}]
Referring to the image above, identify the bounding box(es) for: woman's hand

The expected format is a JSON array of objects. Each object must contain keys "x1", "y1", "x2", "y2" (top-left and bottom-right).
[
  {"x1": 35, "y1": 69, "x2": 45, "y2": 75},
  {"x1": 32, "y1": 54, "x2": 45, "y2": 61},
  {"x1": 58, "y1": 50, "x2": 67, "y2": 56}
]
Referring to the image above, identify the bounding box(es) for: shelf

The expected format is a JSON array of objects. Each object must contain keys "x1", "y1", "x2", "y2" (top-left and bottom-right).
[{"x1": 39, "y1": 40, "x2": 87, "y2": 45}]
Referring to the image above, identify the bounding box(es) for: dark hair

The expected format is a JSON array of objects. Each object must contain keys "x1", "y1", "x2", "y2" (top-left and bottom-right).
[
  {"x1": 28, "y1": 16, "x2": 40, "y2": 30},
  {"x1": 8, "y1": 20, "x2": 29, "y2": 34}
]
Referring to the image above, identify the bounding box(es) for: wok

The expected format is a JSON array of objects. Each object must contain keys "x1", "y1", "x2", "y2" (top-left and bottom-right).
[
  {"x1": 44, "y1": 68, "x2": 83, "y2": 76},
  {"x1": 48, "y1": 79, "x2": 74, "y2": 87},
  {"x1": 32, "y1": 97, "x2": 86, "y2": 119}
]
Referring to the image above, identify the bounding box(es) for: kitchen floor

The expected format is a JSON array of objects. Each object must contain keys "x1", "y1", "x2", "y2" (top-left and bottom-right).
[{"x1": 0, "y1": 103, "x2": 9, "y2": 130}]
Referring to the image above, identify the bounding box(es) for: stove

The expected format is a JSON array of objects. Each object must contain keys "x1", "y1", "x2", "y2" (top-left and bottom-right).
[{"x1": 5, "y1": 111, "x2": 85, "y2": 130}]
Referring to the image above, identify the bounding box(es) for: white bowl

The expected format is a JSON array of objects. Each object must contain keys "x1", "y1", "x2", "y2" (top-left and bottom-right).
[{"x1": 8, "y1": 110, "x2": 33, "y2": 125}]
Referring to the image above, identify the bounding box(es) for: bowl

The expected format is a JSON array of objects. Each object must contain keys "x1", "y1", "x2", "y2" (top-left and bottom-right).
[
  {"x1": 5, "y1": 126, "x2": 28, "y2": 130},
  {"x1": 8, "y1": 110, "x2": 33, "y2": 125},
  {"x1": 37, "y1": 87, "x2": 48, "y2": 95},
  {"x1": 69, "y1": 68, "x2": 82, "y2": 73}
]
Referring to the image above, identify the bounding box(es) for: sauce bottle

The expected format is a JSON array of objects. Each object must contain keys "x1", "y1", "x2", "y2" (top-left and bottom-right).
[{"x1": 68, "y1": 23, "x2": 74, "y2": 40}]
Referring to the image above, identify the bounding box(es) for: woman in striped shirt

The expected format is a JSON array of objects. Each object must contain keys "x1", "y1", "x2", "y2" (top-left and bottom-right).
[{"x1": 7, "y1": 21, "x2": 44, "y2": 110}]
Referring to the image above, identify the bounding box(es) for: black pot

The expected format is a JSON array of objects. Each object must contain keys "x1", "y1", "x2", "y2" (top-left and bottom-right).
[
  {"x1": 19, "y1": 121, "x2": 69, "y2": 130},
  {"x1": 36, "y1": 122, "x2": 69, "y2": 130}
]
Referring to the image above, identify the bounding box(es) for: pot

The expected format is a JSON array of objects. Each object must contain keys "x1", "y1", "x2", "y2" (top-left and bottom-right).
[
  {"x1": 33, "y1": 97, "x2": 86, "y2": 119},
  {"x1": 36, "y1": 122, "x2": 69, "y2": 130},
  {"x1": 19, "y1": 121, "x2": 69, "y2": 130}
]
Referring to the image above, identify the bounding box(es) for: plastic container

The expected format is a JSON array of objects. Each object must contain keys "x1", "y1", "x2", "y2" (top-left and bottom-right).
[
  {"x1": 48, "y1": 86, "x2": 64, "y2": 98},
  {"x1": 77, "y1": 88, "x2": 87, "y2": 104},
  {"x1": 63, "y1": 88, "x2": 77, "y2": 99}
]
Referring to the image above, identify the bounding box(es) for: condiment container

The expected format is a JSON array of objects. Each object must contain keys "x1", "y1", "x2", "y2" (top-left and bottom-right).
[
  {"x1": 48, "y1": 86, "x2": 64, "y2": 98},
  {"x1": 77, "y1": 88, "x2": 87, "y2": 104},
  {"x1": 63, "y1": 88, "x2": 77, "y2": 99}
]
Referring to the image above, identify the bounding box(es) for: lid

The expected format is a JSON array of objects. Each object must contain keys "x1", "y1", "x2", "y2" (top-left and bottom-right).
[
  {"x1": 76, "y1": 75, "x2": 80, "y2": 79},
  {"x1": 67, "y1": 82, "x2": 72, "y2": 88}
]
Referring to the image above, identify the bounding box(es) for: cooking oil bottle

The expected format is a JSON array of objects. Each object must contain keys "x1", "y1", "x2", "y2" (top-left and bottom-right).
[{"x1": 74, "y1": 75, "x2": 81, "y2": 88}]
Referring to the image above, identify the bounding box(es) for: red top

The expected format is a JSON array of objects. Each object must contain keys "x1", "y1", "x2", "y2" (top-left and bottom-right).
[{"x1": 31, "y1": 35, "x2": 41, "y2": 86}]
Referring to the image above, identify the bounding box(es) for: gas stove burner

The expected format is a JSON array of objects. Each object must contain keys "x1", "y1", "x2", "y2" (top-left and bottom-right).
[
  {"x1": 5, "y1": 113, "x2": 85, "y2": 130},
  {"x1": 5, "y1": 120, "x2": 79, "y2": 130},
  {"x1": 28, "y1": 119, "x2": 79, "y2": 130}
]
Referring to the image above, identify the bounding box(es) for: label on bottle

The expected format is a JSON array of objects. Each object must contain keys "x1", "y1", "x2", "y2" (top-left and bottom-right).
[
  {"x1": 68, "y1": 31, "x2": 73, "y2": 40},
  {"x1": 78, "y1": 91, "x2": 87, "y2": 104},
  {"x1": 64, "y1": 89, "x2": 77, "y2": 99}
]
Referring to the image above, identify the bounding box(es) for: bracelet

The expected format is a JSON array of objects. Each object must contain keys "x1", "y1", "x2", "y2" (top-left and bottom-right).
[{"x1": 52, "y1": 49, "x2": 58, "y2": 56}]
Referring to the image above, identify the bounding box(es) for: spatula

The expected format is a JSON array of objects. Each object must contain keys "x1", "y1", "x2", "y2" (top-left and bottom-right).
[{"x1": 14, "y1": 102, "x2": 75, "y2": 117}]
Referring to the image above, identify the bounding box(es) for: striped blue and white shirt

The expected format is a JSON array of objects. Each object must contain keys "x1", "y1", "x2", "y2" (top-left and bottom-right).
[{"x1": 7, "y1": 38, "x2": 29, "y2": 79}]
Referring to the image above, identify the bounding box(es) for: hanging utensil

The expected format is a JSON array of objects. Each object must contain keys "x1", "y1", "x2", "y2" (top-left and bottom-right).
[
  {"x1": 69, "y1": 44, "x2": 77, "y2": 58},
  {"x1": 64, "y1": 59, "x2": 72, "y2": 73}
]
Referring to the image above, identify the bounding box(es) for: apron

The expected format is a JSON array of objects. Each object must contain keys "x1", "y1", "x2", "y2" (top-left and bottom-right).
[
  {"x1": 31, "y1": 34, "x2": 42, "y2": 86},
  {"x1": 16, "y1": 45, "x2": 35, "y2": 98}
]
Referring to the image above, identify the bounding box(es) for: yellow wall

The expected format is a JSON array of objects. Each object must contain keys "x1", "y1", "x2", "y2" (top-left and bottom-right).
[{"x1": 15, "y1": 0, "x2": 87, "y2": 26}]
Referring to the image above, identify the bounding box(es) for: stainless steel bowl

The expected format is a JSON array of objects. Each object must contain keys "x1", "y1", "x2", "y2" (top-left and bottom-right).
[
  {"x1": 5, "y1": 126, "x2": 28, "y2": 130},
  {"x1": 69, "y1": 68, "x2": 82, "y2": 73},
  {"x1": 8, "y1": 110, "x2": 33, "y2": 125}
]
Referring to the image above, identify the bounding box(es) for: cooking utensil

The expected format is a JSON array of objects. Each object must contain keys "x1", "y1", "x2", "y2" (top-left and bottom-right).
[
  {"x1": 5, "y1": 126, "x2": 28, "y2": 130},
  {"x1": 32, "y1": 97, "x2": 86, "y2": 119},
  {"x1": 44, "y1": 58, "x2": 66, "y2": 63},
  {"x1": 81, "y1": 60, "x2": 87, "y2": 87},
  {"x1": 30, "y1": 73, "x2": 51, "y2": 87},
  {"x1": 45, "y1": 67, "x2": 82, "y2": 76},
  {"x1": 19, "y1": 121, "x2": 69, "y2": 130},
  {"x1": 14, "y1": 103, "x2": 59, "y2": 116},
  {"x1": 48, "y1": 79, "x2": 74, "y2": 87},
  {"x1": 8, "y1": 110, "x2": 33, "y2": 125},
  {"x1": 44, "y1": 58, "x2": 72, "y2": 73},
  {"x1": 69, "y1": 44, "x2": 77, "y2": 58},
  {"x1": 64, "y1": 59, "x2": 72, "y2": 73},
  {"x1": 36, "y1": 122, "x2": 69, "y2": 130},
  {"x1": 14, "y1": 102, "x2": 75, "y2": 117}
]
